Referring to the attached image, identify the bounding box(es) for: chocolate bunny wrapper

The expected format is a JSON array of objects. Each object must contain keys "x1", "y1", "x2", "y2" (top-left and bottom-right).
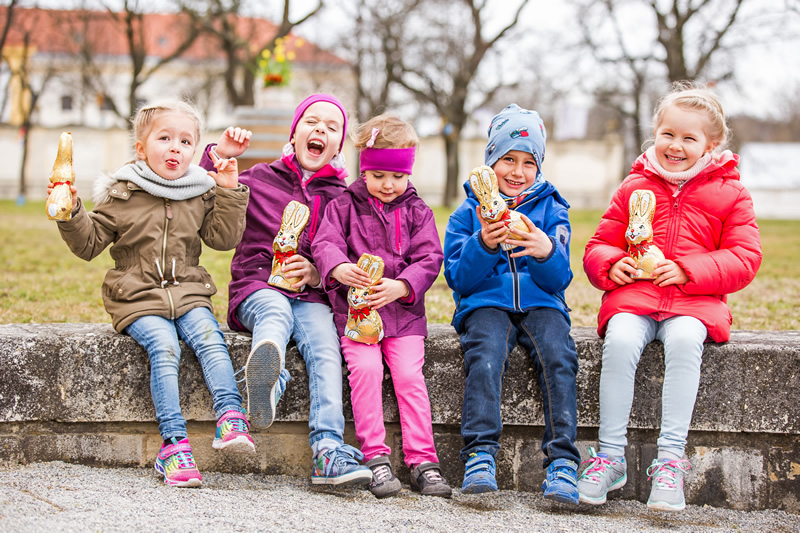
[
  {"x1": 268, "y1": 201, "x2": 310, "y2": 292},
  {"x1": 625, "y1": 189, "x2": 666, "y2": 279},
  {"x1": 47, "y1": 132, "x2": 75, "y2": 221},
  {"x1": 344, "y1": 253, "x2": 385, "y2": 345},
  {"x1": 468, "y1": 165, "x2": 528, "y2": 251}
]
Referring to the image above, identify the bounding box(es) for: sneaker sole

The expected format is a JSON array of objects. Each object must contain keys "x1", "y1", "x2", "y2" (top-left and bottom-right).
[
  {"x1": 461, "y1": 482, "x2": 498, "y2": 494},
  {"x1": 154, "y1": 462, "x2": 202, "y2": 488},
  {"x1": 245, "y1": 340, "x2": 283, "y2": 428},
  {"x1": 212, "y1": 435, "x2": 256, "y2": 454},
  {"x1": 647, "y1": 499, "x2": 685, "y2": 512},
  {"x1": 311, "y1": 469, "x2": 373, "y2": 486},
  {"x1": 578, "y1": 475, "x2": 627, "y2": 505},
  {"x1": 544, "y1": 490, "x2": 579, "y2": 506}
]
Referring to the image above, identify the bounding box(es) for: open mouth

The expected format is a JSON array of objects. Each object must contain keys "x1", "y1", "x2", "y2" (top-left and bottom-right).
[
  {"x1": 665, "y1": 155, "x2": 685, "y2": 163},
  {"x1": 504, "y1": 177, "x2": 524, "y2": 187},
  {"x1": 166, "y1": 158, "x2": 179, "y2": 169},
  {"x1": 307, "y1": 139, "x2": 325, "y2": 156}
]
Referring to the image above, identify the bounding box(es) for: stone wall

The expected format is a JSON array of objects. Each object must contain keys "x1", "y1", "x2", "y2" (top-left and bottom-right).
[{"x1": 1, "y1": 323, "x2": 797, "y2": 512}]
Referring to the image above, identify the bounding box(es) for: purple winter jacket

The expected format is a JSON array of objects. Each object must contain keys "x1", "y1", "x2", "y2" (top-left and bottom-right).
[
  {"x1": 311, "y1": 177, "x2": 443, "y2": 338},
  {"x1": 200, "y1": 145, "x2": 347, "y2": 331}
]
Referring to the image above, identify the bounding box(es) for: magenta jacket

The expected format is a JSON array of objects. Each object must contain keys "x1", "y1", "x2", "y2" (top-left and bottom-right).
[
  {"x1": 311, "y1": 178, "x2": 443, "y2": 338},
  {"x1": 584, "y1": 150, "x2": 762, "y2": 343},
  {"x1": 200, "y1": 146, "x2": 347, "y2": 331}
]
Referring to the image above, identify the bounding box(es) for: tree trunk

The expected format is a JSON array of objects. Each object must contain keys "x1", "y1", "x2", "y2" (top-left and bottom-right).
[
  {"x1": 18, "y1": 123, "x2": 30, "y2": 203},
  {"x1": 443, "y1": 129, "x2": 461, "y2": 208}
]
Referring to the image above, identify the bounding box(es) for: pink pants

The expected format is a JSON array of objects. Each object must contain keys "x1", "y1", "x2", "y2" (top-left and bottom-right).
[{"x1": 341, "y1": 335, "x2": 439, "y2": 467}]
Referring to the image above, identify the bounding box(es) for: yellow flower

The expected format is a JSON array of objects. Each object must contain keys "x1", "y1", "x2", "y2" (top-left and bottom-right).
[
  {"x1": 287, "y1": 51, "x2": 296, "y2": 61},
  {"x1": 261, "y1": 49, "x2": 271, "y2": 59},
  {"x1": 276, "y1": 54, "x2": 285, "y2": 63},
  {"x1": 295, "y1": 38, "x2": 304, "y2": 47}
]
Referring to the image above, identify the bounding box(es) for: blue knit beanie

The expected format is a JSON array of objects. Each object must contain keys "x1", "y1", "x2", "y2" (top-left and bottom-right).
[{"x1": 485, "y1": 104, "x2": 546, "y2": 180}]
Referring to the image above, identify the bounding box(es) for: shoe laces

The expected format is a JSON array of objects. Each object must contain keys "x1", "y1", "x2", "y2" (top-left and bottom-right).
[
  {"x1": 647, "y1": 459, "x2": 690, "y2": 489},
  {"x1": 372, "y1": 464, "x2": 393, "y2": 483},
  {"x1": 320, "y1": 445, "x2": 364, "y2": 477},
  {"x1": 420, "y1": 467, "x2": 444, "y2": 484},
  {"x1": 580, "y1": 448, "x2": 615, "y2": 483}
]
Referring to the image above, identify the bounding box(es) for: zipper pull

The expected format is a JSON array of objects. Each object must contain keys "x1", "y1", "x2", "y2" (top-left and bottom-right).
[{"x1": 165, "y1": 199, "x2": 173, "y2": 220}]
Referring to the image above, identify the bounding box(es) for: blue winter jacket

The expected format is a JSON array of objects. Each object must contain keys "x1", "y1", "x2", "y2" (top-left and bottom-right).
[{"x1": 444, "y1": 179, "x2": 573, "y2": 332}]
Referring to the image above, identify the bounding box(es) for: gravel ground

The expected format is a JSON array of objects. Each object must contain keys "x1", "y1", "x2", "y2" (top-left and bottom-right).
[{"x1": 0, "y1": 462, "x2": 798, "y2": 532}]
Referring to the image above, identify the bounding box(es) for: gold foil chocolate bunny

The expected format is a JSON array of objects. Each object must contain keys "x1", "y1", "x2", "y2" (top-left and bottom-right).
[
  {"x1": 468, "y1": 165, "x2": 529, "y2": 250},
  {"x1": 46, "y1": 132, "x2": 75, "y2": 221},
  {"x1": 625, "y1": 189, "x2": 666, "y2": 279},
  {"x1": 268, "y1": 200, "x2": 310, "y2": 292},
  {"x1": 344, "y1": 253, "x2": 385, "y2": 345}
]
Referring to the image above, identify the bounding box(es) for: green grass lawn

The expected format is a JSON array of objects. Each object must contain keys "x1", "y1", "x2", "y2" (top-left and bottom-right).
[{"x1": 2, "y1": 200, "x2": 797, "y2": 330}]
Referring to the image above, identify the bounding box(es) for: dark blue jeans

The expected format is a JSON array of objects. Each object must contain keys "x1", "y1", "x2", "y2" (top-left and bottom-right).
[{"x1": 459, "y1": 307, "x2": 580, "y2": 468}]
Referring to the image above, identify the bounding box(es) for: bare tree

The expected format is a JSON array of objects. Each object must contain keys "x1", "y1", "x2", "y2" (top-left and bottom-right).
[
  {"x1": 375, "y1": 0, "x2": 530, "y2": 207},
  {"x1": 0, "y1": 0, "x2": 19, "y2": 59},
  {"x1": 181, "y1": 0, "x2": 322, "y2": 107},
  {"x1": 572, "y1": 0, "x2": 773, "y2": 162},
  {"x1": 4, "y1": 13, "x2": 57, "y2": 201}
]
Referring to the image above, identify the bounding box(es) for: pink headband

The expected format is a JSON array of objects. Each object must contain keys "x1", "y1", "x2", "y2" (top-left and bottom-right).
[{"x1": 359, "y1": 147, "x2": 416, "y2": 175}]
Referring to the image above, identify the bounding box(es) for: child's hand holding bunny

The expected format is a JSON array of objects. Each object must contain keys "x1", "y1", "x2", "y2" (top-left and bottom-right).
[{"x1": 505, "y1": 213, "x2": 554, "y2": 259}]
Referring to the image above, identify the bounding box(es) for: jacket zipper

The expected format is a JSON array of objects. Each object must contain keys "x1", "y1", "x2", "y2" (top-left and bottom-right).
[
  {"x1": 657, "y1": 177, "x2": 698, "y2": 314},
  {"x1": 163, "y1": 199, "x2": 175, "y2": 319},
  {"x1": 507, "y1": 251, "x2": 522, "y2": 312}
]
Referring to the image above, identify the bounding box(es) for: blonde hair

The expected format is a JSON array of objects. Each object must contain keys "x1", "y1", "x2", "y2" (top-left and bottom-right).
[
  {"x1": 131, "y1": 99, "x2": 203, "y2": 147},
  {"x1": 651, "y1": 81, "x2": 730, "y2": 151},
  {"x1": 352, "y1": 113, "x2": 419, "y2": 150}
]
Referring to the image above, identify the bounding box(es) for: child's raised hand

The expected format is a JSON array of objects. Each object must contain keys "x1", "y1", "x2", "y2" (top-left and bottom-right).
[
  {"x1": 46, "y1": 178, "x2": 78, "y2": 205},
  {"x1": 215, "y1": 127, "x2": 252, "y2": 159},
  {"x1": 282, "y1": 254, "x2": 320, "y2": 289},
  {"x1": 366, "y1": 278, "x2": 409, "y2": 310},
  {"x1": 331, "y1": 263, "x2": 372, "y2": 289},
  {"x1": 477, "y1": 205, "x2": 508, "y2": 250},
  {"x1": 207, "y1": 148, "x2": 239, "y2": 189},
  {"x1": 652, "y1": 259, "x2": 689, "y2": 287},
  {"x1": 609, "y1": 256, "x2": 638, "y2": 285},
  {"x1": 506, "y1": 214, "x2": 553, "y2": 259}
]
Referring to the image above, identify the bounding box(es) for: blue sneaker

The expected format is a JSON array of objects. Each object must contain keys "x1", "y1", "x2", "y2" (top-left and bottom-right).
[
  {"x1": 461, "y1": 452, "x2": 498, "y2": 494},
  {"x1": 311, "y1": 444, "x2": 373, "y2": 486},
  {"x1": 542, "y1": 458, "x2": 580, "y2": 505}
]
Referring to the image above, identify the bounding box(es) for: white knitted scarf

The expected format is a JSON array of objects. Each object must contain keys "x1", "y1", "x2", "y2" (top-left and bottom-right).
[
  {"x1": 112, "y1": 160, "x2": 216, "y2": 200},
  {"x1": 645, "y1": 147, "x2": 712, "y2": 185}
]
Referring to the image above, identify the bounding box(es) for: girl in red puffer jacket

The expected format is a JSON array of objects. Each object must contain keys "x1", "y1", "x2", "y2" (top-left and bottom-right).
[{"x1": 579, "y1": 83, "x2": 762, "y2": 512}]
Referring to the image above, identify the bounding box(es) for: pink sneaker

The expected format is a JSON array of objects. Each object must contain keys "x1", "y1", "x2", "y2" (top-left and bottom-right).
[
  {"x1": 154, "y1": 438, "x2": 202, "y2": 487},
  {"x1": 212, "y1": 410, "x2": 255, "y2": 453}
]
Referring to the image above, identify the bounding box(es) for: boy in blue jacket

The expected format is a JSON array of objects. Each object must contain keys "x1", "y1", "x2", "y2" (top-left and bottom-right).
[{"x1": 444, "y1": 104, "x2": 580, "y2": 504}]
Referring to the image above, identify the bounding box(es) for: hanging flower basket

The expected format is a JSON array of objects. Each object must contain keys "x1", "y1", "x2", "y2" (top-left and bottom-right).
[{"x1": 257, "y1": 37, "x2": 302, "y2": 88}]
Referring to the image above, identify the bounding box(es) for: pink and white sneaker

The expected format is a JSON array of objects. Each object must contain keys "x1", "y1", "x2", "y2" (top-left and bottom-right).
[
  {"x1": 212, "y1": 410, "x2": 255, "y2": 453},
  {"x1": 154, "y1": 437, "x2": 202, "y2": 487}
]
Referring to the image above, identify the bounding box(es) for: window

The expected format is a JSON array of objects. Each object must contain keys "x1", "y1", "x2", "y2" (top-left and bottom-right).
[{"x1": 61, "y1": 95, "x2": 73, "y2": 111}]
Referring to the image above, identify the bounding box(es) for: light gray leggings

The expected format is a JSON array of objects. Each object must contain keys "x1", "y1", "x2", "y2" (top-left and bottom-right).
[{"x1": 598, "y1": 313, "x2": 707, "y2": 460}]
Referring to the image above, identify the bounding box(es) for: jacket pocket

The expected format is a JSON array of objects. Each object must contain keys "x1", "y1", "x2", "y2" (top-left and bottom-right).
[{"x1": 105, "y1": 270, "x2": 152, "y2": 302}]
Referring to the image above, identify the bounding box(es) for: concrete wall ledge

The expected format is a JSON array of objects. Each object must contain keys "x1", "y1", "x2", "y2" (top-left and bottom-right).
[{"x1": 1, "y1": 323, "x2": 797, "y2": 512}]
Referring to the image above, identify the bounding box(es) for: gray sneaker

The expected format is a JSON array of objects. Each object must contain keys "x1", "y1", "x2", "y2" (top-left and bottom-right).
[
  {"x1": 410, "y1": 462, "x2": 452, "y2": 498},
  {"x1": 244, "y1": 340, "x2": 284, "y2": 428},
  {"x1": 577, "y1": 447, "x2": 627, "y2": 505},
  {"x1": 647, "y1": 458, "x2": 691, "y2": 512},
  {"x1": 366, "y1": 456, "x2": 401, "y2": 498}
]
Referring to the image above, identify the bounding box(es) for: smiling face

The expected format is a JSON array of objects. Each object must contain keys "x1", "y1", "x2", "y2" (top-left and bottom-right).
[
  {"x1": 135, "y1": 111, "x2": 197, "y2": 180},
  {"x1": 654, "y1": 104, "x2": 718, "y2": 173},
  {"x1": 291, "y1": 102, "x2": 345, "y2": 172},
  {"x1": 491, "y1": 150, "x2": 538, "y2": 196},
  {"x1": 364, "y1": 170, "x2": 409, "y2": 203}
]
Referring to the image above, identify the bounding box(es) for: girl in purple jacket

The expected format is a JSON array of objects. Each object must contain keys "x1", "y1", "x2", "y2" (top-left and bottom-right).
[
  {"x1": 201, "y1": 94, "x2": 372, "y2": 487},
  {"x1": 312, "y1": 114, "x2": 451, "y2": 499}
]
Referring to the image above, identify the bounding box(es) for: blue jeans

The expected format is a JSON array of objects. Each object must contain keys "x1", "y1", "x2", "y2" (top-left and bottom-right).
[
  {"x1": 125, "y1": 307, "x2": 243, "y2": 440},
  {"x1": 459, "y1": 307, "x2": 580, "y2": 467},
  {"x1": 599, "y1": 313, "x2": 707, "y2": 460},
  {"x1": 237, "y1": 288, "x2": 344, "y2": 454}
]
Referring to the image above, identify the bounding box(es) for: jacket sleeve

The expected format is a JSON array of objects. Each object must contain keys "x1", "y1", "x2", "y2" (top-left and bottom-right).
[
  {"x1": 677, "y1": 187, "x2": 762, "y2": 295},
  {"x1": 56, "y1": 198, "x2": 118, "y2": 261},
  {"x1": 444, "y1": 203, "x2": 504, "y2": 296},
  {"x1": 199, "y1": 184, "x2": 250, "y2": 251},
  {"x1": 396, "y1": 205, "x2": 444, "y2": 303},
  {"x1": 310, "y1": 201, "x2": 351, "y2": 290},
  {"x1": 519, "y1": 201, "x2": 573, "y2": 294},
  {"x1": 584, "y1": 186, "x2": 630, "y2": 291}
]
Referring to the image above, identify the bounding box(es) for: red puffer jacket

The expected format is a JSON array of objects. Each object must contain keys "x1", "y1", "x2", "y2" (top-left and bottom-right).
[{"x1": 583, "y1": 151, "x2": 762, "y2": 343}]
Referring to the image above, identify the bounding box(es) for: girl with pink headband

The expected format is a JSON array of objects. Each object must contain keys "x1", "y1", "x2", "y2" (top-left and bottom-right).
[{"x1": 312, "y1": 113, "x2": 452, "y2": 499}]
